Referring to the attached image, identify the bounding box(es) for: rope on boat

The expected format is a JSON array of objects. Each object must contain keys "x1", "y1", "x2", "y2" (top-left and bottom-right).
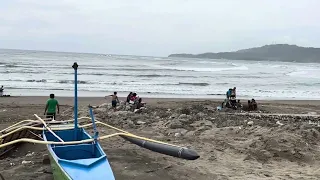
[
  {"x1": 34, "y1": 114, "x2": 64, "y2": 142},
  {"x1": 95, "y1": 120, "x2": 130, "y2": 134}
]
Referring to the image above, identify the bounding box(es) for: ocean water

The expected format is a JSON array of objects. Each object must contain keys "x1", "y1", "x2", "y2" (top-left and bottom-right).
[{"x1": 0, "y1": 49, "x2": 320, "y2": 100}]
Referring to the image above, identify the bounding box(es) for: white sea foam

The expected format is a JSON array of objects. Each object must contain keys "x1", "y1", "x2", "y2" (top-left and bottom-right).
[{"x1": 0, "y1": 49, "x2": 319, "y2": 99}]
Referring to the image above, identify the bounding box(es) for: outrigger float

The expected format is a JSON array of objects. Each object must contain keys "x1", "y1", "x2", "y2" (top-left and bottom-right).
[{"x1": 0, "y1": 63, "x2": 200, "y2": 180}]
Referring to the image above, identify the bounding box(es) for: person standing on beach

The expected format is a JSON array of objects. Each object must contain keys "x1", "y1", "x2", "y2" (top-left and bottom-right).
[
  {"x1": 44, "y1": 94, "x2": 60, "y2": 120},
  {"x1": 226, "y1": 88, "x2": 232, "y2": 100},
  {"x1": 0, "y1": 86, "x2": 3, "y2": 97},
  {"x1": 109, "y1": 92, "x2": 119, "y2": 111},
  {"x1": 230, "y1": 87, "x2": 237, "y2": 107}
]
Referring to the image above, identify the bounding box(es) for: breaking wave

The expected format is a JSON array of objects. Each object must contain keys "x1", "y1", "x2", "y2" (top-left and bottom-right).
[
  {"x1": 178, "y1": 82, "x2": 210, "y2": 86},
  {"x1": 1, "y1": 49, "x2": 320, "y2": 99},
  {"x1": 0, "y1": 79, "x2": 210, "y2": 87}
]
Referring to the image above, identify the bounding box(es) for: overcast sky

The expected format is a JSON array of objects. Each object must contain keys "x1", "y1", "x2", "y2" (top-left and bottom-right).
[{"x1": 0, "y1": 0, "x2": 319, "y2": 56}]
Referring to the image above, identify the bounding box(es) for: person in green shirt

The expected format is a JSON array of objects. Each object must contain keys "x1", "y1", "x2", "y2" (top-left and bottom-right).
[{"x1": 44, "y1": 94, "x2": 60, "y2": 120}]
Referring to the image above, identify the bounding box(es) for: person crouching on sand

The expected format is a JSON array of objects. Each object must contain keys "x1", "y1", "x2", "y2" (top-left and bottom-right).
[
  {"x1": 44, "y1": 94, "x2": 60, "y2": 120},
  {"x1": 251, "y1": 99, "x2": 257, "y2": 110},
  {"x1": 126, "y1": 92, "x2": 132, "y2": 104},
  {"x1": 237, "y1": 100, "x2": 243, "y2": 109},
  {"x1": 130, "y1": 93, "x2": 138, "y2": 103},
  {"x1": 136, "y1": 98, "x2": 146, "y2": 109}
]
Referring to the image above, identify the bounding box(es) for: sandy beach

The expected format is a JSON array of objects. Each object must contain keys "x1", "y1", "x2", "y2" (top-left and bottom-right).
[{"x1": 1, "y1": 96, "x2": 320, "y2": 180}]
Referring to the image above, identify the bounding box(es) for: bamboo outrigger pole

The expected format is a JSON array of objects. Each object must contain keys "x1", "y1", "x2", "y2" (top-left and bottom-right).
[
  {"x1": 89, "y1": 105, "x2": 99, "y2": 141},
  {"x1": 34, "y1": 114, "x2": 64, "y2": 142},
  {"x1": 0, "y1": 120, "x2": 37, "y2": 134},
  {"x1": 0, "y1": 130, "x2": 181, "y2": 149},
  {"x1": 0, "y1": 129, "x2": 200, "y2": 160},
  {"x1": 0, "y1": 120, "x2": 181, "y2": 148}
]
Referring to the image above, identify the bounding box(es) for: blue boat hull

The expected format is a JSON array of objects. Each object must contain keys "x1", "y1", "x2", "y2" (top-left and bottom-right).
[{"x1": 43, "y1": 126, "x2": 115, "y2": 180}]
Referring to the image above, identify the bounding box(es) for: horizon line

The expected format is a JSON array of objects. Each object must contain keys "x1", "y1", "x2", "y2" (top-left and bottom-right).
[
  {"x1": 1, "y1": 43, "x2": 318, "y2": 57},
  {"x1": 0, "y1": 47, "x2": 165, "y2": 58}
]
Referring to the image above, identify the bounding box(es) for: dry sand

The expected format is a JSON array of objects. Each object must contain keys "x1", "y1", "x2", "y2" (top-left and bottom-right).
[{"x1": 1, "y1": 96, "x2": 320, "y2": 180}]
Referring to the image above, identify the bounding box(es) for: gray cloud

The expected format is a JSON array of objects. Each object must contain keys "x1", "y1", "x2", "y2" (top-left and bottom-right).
[{"x1": 0, "y1": 0, "x2": 319, "y2": 56}]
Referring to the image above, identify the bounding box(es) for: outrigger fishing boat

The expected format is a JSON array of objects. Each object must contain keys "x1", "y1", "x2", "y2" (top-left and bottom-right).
[{"x1": 0, "y1": 63, "x2": 200, "y2": 180}]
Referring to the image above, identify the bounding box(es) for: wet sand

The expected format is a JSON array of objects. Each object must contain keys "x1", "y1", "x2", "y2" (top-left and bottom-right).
[{"x1": 1, "y1": 96, "x2": 320, "y2": 180}]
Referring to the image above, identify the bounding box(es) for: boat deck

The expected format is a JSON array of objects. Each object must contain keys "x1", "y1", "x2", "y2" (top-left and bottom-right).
[{"x1": 43, "y1": 127, "x2": 115, "y2": 180}]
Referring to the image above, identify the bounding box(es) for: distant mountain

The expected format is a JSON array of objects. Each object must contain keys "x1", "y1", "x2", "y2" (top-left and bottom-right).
[{"x1": 168, "y1": 44, "x2": 320, "y2": 63}]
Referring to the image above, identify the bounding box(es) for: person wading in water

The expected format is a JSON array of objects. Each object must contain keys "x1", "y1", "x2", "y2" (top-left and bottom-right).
[{"x1": 44, "y1": 94, "x2": 60, "y2": 120}]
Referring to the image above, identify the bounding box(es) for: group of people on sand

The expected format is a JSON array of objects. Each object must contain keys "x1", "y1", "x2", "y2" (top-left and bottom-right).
[
  {"x1": 223, "y1": 87, "x2": 239, "y2": 109},
  {"x1": 42, "y1": 91, "x2": 147, "y2": 121},
  {"x1": 222, "y1": 87, "x2": 258, "y2": 111},
  {"x1": 126, "y1": 92, "x2": 146, "y2": 110},
  {"x1": 248, "y1": 99, "x2": 258, "y2": 111},
  {"x1": 43, "y1": 88, "x2": 258, "y2": 121},
  {"x1": 126, "y1": 92, "x2": 145, "y2": 108},
  {"x1": 226, "y1": 87, "x2": 237, "y2": 106},
  {"x1": 107, "y1": 91, "x2": 146, "y2": 111}
]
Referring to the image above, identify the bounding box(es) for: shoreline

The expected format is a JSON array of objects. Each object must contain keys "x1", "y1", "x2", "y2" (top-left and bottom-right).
[
  {"x1": 1, "y1": 96, "x2": 320, "y2": 106},
  {"x1": 3, "y1": 89, "x2": 320, "y2": 101}
]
